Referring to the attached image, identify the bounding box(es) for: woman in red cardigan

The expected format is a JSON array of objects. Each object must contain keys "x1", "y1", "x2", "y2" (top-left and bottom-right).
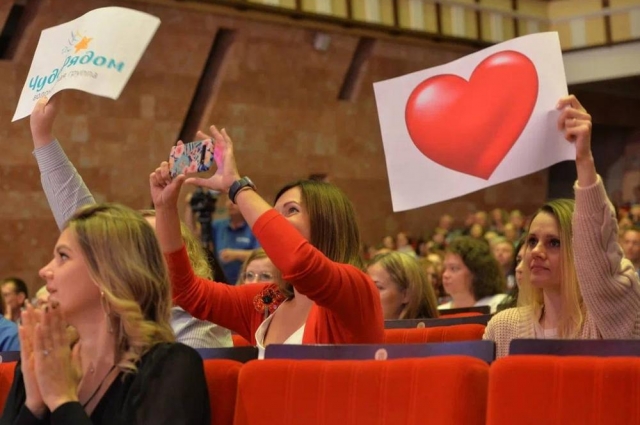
[{"x1": 150, "y1": 126, "x2": 384, "y2": 354}]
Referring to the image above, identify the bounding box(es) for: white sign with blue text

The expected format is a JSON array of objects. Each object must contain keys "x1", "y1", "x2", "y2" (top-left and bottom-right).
[{"x1": 12, "y1": 6, "x2": 160, "y2": 122}]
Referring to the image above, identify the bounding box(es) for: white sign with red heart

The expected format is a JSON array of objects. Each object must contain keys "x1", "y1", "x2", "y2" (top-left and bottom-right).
[{"x1": 373, "y1": 32, "x2": 574, "y2": 212}]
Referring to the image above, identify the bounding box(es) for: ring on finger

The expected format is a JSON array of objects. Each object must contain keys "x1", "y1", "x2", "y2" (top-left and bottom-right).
[{"x1": 42, "y1": 349, "x2": 49, "y2": 356}]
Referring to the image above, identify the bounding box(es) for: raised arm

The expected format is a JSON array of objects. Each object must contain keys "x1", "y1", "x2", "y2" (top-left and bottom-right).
[
  {"x1": 150, "y1": 138, "x2": 264, "y2": 341},
  {"x1": 252, "y1": 209, "x2": 382, "y2": 335},
  {"x1": 558, "y1": 95, "x2": 640, "y2": 337},
  {"x1": 31, "y1": 97, "x2": 95, "y2": 230},
  {"x1": 157, "y1": 127, "x2": 382, "y2": 340}
]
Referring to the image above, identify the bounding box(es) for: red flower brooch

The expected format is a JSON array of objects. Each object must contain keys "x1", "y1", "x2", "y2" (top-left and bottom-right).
[{"x1": 253, "y1": 286, "x2": 286, "y2": 319}]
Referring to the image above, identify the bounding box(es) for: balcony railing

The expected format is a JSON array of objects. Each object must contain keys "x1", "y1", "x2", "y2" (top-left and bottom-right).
[{"x1": 176, "y1": 0, "x2": 640, "y2": 50}]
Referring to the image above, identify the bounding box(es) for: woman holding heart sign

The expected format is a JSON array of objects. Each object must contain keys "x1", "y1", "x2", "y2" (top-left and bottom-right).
[{"x1": 484, "y1": 95, "x2": 640, "y2": 358}]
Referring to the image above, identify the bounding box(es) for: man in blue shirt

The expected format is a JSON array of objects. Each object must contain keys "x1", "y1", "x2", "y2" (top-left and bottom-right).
[
  {"x1": 0, "y1": 316, "x2": 19, "y2": 351},
  {"x1": 212, "y1": 197, "x2": 260, "y2": 284}
]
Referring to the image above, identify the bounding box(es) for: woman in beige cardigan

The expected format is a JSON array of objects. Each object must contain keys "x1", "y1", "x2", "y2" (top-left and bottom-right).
[{"x1": 484, "y1": 95, "x2": 640, "y2": 357}]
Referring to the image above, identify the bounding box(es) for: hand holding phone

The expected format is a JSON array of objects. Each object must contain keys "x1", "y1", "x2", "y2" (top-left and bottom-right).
[{"x1": 169, "y1": 140, "x2": 214, "y2": 178}]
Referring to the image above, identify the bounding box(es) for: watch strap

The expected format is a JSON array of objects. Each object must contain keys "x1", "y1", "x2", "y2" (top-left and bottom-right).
[{"x1": 229, "y1": 177, "x2": 256, "y2": 204}]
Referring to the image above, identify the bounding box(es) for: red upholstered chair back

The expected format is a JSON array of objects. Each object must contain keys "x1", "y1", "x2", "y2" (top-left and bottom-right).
[
  {"x1": 232, "y1": 334, "x2": 252, "y2": 347},
  {"x1": 442, "y1": 312, "x2": 484, "y2": 318},
  {"x1": 233, "y1": 356, "x2": 489, "y2": 425},
  {"x1": 487, "y1": 355, "x2": 640, "y2": 425},
  {"x1": 203, "y1": 359, "x2": 242, "y2": 425},
  {"x1": 384, "y1": 324, "x2": 486, "y2": 343},
  {"x1": 0, "y1": 362, "x2": 15, "y2": 412}
]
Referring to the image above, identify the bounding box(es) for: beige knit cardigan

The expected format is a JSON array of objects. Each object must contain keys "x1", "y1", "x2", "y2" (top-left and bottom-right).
[{"x1": 484, "y1": 176, "x2": 640, "y2": 358}]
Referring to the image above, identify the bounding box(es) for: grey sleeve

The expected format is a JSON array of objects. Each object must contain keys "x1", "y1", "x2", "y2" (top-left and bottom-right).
[{"x1": 32, "y1": 140, "x2": 95, "y2": 230}]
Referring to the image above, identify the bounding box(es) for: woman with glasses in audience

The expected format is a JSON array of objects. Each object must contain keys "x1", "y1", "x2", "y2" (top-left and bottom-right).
[
  {"x1": 150, "y1": 125, "x2": 384, "y2": 356},
  {"x1": 484, "y1": 95, "x2": 640, "y2": 357},
  {"x1": 0, "y1": 204, "x2": 209, "y2": 424},
  {"x1": 236, "y1": 249, "x2": 281, "y2": 285}
]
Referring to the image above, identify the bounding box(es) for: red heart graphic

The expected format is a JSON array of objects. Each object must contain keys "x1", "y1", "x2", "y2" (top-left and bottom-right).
[{"x1": 405, "y1": 50, "x2": 538, "y2": 180}]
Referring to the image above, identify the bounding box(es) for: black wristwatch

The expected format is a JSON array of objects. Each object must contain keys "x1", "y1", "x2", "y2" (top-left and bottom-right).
[{"x1": 229, "y1": 177, "x2": 256, "y2": 204}]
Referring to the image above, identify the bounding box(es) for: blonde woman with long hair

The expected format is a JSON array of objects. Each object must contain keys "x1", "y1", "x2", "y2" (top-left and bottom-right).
[
  {"x1": 367, "y1": 252, "x2": 439, "y2": 320},
  {"x1": 28, "y1": 96, "x2": 231, "y2": 349},
  {"x1": 484, "y1": 95, "x2": 640, "y2": 357},
  {"x1": 0, "y1": 204, "x2": 209, "y2": 424}
]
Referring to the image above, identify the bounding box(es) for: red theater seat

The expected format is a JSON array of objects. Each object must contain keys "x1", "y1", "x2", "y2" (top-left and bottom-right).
[
  {"x1": 232, "y1": 334, "x2": 252, "y2": 347},
  {"x1": 487, "y1": 355, "x2": 640, "y2": 425},
  {"x1": 0, "y1": 362, "x2": 15, "y2": 412},
  {"x1": 384, "y1": 324, "x2": 486, "y2": 343},
  {"x1": 203, "y1": 359, "x2": 242, "y2": 425},
  {"x1": 234, "y1": 356, "x2": 489, "y2": 425}
]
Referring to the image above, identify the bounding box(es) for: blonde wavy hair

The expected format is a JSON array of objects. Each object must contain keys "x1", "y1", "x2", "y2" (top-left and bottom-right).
[
  {"x1": 368, "y1": 252, "x2": 440, "y2": 319},
  {"x1": 517, "y1": 199, "x2": 584, "y2": 338},
  {"x1": 66, "y1": 204, "x2": 174, "y2": 374}
]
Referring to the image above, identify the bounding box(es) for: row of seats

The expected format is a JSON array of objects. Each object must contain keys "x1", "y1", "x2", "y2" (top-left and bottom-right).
[
  {"x1": 1, "y1": 343, "x2": 639, "y2": 424},
  {"x1": 209, "y1": 354, "x2": 640, "y2": 425},
  {"x1": 232, "y1": 323, "x2": 487, "y2": 347}
]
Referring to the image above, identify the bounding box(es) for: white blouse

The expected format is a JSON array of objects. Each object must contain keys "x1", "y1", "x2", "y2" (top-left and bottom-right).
[{"x1": 255, "y1": 307, "x2": 305, "y2": 359}]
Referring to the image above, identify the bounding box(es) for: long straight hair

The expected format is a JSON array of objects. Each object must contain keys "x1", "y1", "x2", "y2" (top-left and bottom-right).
[
  {"x1": 275, "y1": 180, "x2": 363, "y2": 298},
  {"x1": 517, "y1": 199, "x2": 584, "y2": 337}
]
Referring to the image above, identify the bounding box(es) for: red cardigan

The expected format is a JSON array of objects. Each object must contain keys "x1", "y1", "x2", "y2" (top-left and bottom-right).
[{"x1": 166, "y1": 209, "x2": 384, "y2": 345}]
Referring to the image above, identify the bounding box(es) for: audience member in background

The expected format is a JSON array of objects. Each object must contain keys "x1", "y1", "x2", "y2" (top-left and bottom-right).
[
  {"x1": 436, "y1": 214, "x2": 454, "y2": 234},
  {"x1": 209, "y1": 195, "x2": 261, "y2": 284},
  {"x1": 509, "y1": 210, "x2": 526, "y2": 237},
  {"x1": 438, "y1": 236, "x2": 506, "y2": 313},
  {"x1": 420, "y1": 257, "x2": 449, "y2": 305},
  {"x1": 367, "y1": 252, "x2": 439, "y2": 320},
  {"x1": 0, "y1": 204, "x2": 209, "y2": 424},
  {"x1": 395, "y1": 232, "x2": 416, "y2": 257},
  {"x1": 618, "y1": 216, "x2": 633, "y2": 238},
  {"x1": 621, "y1": 226, "x2": 640, "y2": 275},
  {"x1": 459, "y1": 210, "x2": 477, "y2": 237},
  {"x1": 475, "y1": 211, "x2": 489, "y2": 229},
  {"x1": 1, "y1": 277, "x2": 29, "y2": 324},
  {"x1": 484, "y1": 95, "x2": 640, "y2": 357},
  {"x1": 427, "y1": 228, "x2": 447, "y2": 251},
  {"x1": 491, "y1": 237, "x2": 516, "y2": 289},
  {"x1": 33, "y1": 286, "x2": 50, "y2": 310},
  {"x1": 381, "y1": 235, "x2": 395, "y2": 251},
  {"x1": 630, "y1": 204, "x2": 640, "y2": 226},
  {"x1": 468, "y1": 223, "x2": 485, "y2": 240},
  {"x1": 503, "y1": 222, "x2": 520, "y2": 244},
  {"x1": 236, "y1": 248, "x2": 282, "y2": 286},
  {"x1": 489, "y1": 208, "x2": 509, "y2": 234},
  {"x1": 28, "y1": 96, "x2": 231, "y2": 349},
  {"x1": 483, "y1": 230, "x2": 500, "y2": 245},
  {"x1": 0, "y1": 293, "x2": 19, "y2": 351},
  {"x1": 497, "y1": 237, "x2": 525, "y2": 312},
  {"x1": 150, "y1": 125, "x2": 384, "y2": 356}
]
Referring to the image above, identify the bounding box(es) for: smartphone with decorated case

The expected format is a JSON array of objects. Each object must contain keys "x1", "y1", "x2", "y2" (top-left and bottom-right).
[{"x1": 169, "y1": 140, "x2": 214, "y2": 178}]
